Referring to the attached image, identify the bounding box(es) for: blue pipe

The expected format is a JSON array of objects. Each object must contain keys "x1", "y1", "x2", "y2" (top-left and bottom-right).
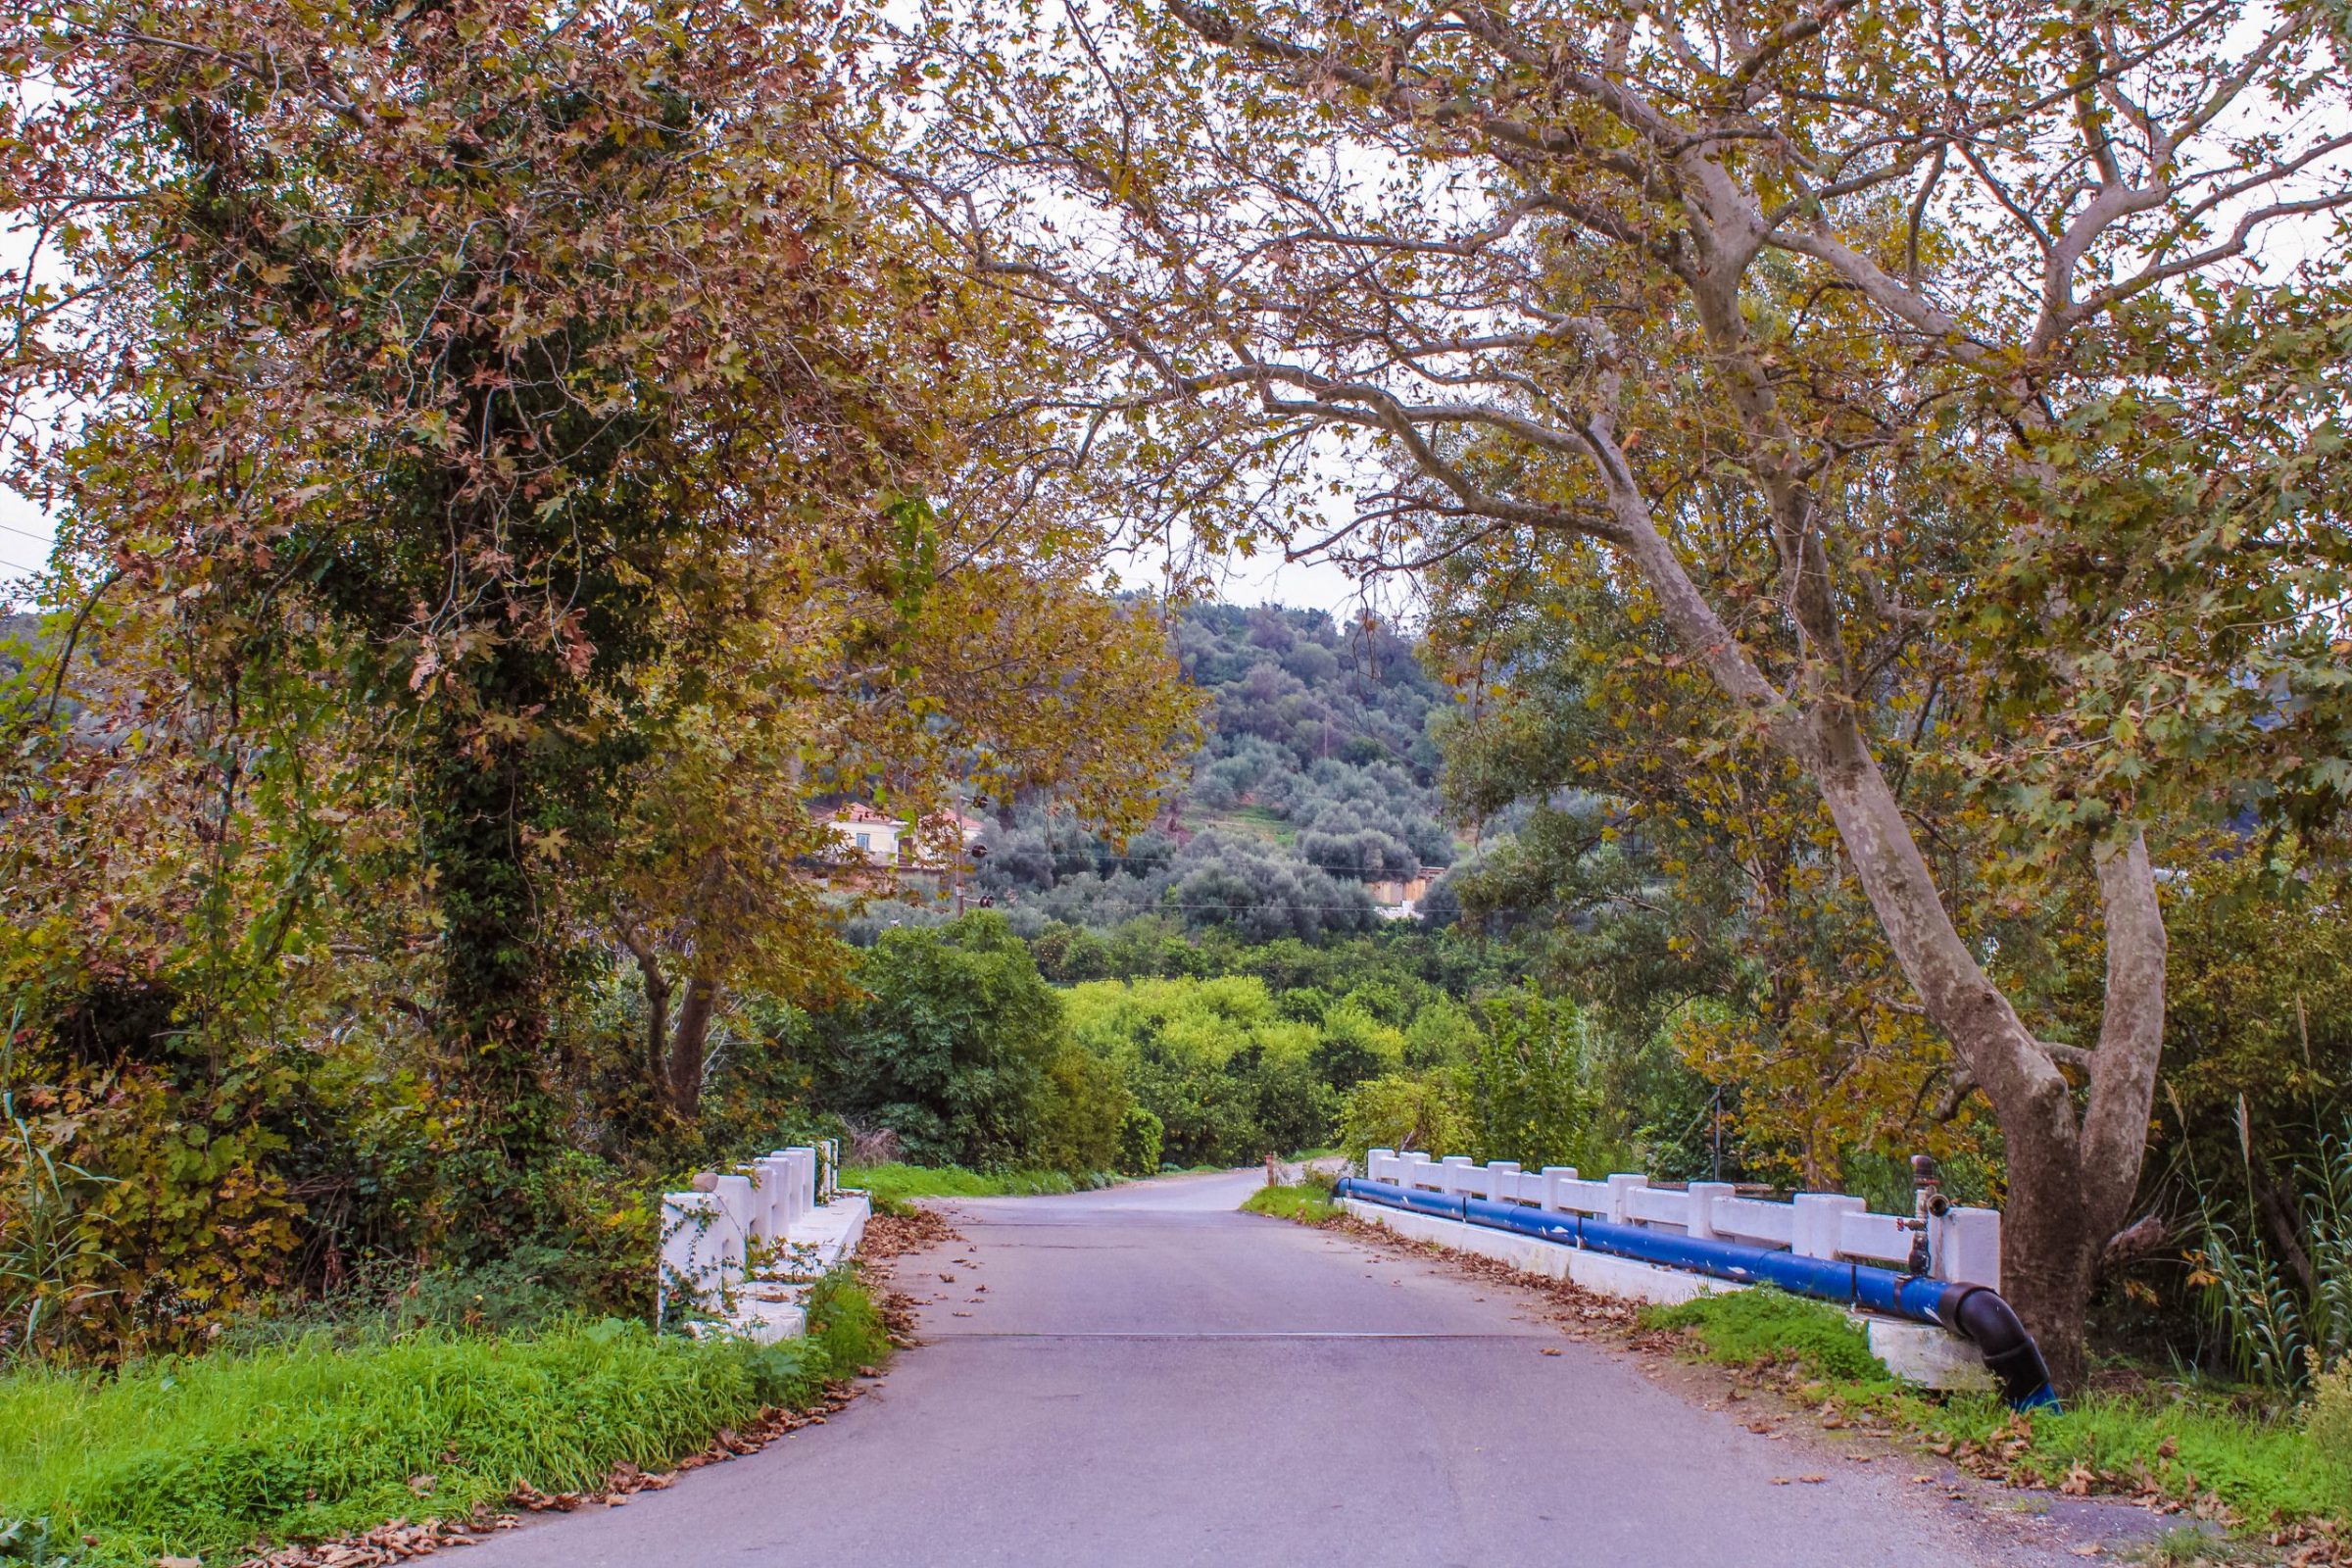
[{"x1": 1334, "y1": 1176, "x2": 2057, "y2": 1411}]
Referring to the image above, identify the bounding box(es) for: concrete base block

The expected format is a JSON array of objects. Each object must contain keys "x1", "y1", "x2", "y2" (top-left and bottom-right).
[
  {"x1": 1867, "y1": 1316, "x2": 1994, "y2": 1391},
  {"x1": 1566, "y1": 1248, "x2": 1733, "y2": 1307},
  {"x1": 1342, "y1": 1199, "x2": 1984, "y2": 1389}
]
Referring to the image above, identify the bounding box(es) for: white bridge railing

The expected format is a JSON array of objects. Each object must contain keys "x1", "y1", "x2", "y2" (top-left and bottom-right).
[
  {"x1": 1361, "y1": 1149, "x2": 2000, "y2": 1291},
  {"x1": 658, "y1": 1139, "x2": 863, "y2": 1341}
]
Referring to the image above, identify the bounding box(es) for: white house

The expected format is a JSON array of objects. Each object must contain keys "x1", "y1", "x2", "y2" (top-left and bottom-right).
[
  {"x1": 820, "y1": 805, "x2": 985, "y2": 868},
  {"x1": 822, "y1": 803, "x2": 906, "y2": 865}
]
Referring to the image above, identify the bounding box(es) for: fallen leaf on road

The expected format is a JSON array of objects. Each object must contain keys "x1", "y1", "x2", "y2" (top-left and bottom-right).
[
  {"x1": 1770, "y1": 1477, "x2": 1791, "y2": 1486},
  {"x1": 1796, "y1": 1475, "x2": 1825, "y2": 1485},
  {"x1": 1539, "y1": 1348, "x2": 1562, "y2": 1356}
]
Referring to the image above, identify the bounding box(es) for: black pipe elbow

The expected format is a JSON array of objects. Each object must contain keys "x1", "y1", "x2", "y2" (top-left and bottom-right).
[{"x1": 1936, "y1": 1285, "x2": 2060, "y2": 1412}]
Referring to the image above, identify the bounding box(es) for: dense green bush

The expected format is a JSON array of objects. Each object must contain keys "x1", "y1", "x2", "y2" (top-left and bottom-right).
[
  {"x1": 1463, "y1": 986, "x2": 1627, "y2": 1173},
  {"x1": 1064, "y1": 976, "x2": 1345, "y2": 1165},
  {"x1": 1114, "y1": 1106, "x2": 1164, "y2": 1177},
  {"x1": 1339, "y1": 1071, "x2": 1471, "y2": 1168},
  {"x1": 808, "y1": 915, "x2": 1112, "y2": 1171}
]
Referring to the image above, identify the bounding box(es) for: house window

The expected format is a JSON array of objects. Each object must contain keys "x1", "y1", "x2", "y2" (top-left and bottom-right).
[{"x1": 854, "y1": 832, "x2": 871, "y2": 851}]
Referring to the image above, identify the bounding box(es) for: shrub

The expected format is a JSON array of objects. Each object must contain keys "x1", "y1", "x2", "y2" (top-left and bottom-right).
[
  {"x1": 812, "y1": 914, "x2": 1069, "y2": 1170},
  {"x1": 1034, "y1": 1042, "x2": 1130, "y2": 1177},
  {"x1": 1114, "y1": 1106, "x2": 1164, "y2": 1177},
  {"x1": 1466, "y1": 984, "x2": 1617, "y2": 1172},
  {"x1": 1339, "y1": 1071, "x2": 1470, "y2": 1169},
  {"x1": 2190, "y1": 1125, "x2": 2352, "y2": 1393}
]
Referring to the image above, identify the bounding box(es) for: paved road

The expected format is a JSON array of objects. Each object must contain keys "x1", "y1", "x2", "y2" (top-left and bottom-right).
[{"x1": 463, "y1": 1172, "x2": 2110, "y2": 1567}]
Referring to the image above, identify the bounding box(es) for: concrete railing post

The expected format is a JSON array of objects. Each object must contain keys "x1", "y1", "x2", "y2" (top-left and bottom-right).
[
  {"x1": 1935, "y1": 1206, "x2": 2002, "y2": 1290},
  {"x1": 748, "y1": 1157, "x2": 790, "y2": 1242},
  {"x1": 1539, "y1": 1166, "x2": 1577, "y2": 1212},
  {"x1": 659, "y1": 1191, "x2": 743, "y2": 1318},
  {"x1": 1791, "y1": 1193, "x2": 1867, "y2": 1259},
  {"x1": 1441, "y1": 1155, "x2": 1475, "y2": 1197},
  {"x1": 710, "y1": 1173, "x2": 757, "y2": 1245},
  {"x1": 784, "y1": 1148, "x2": 817, "y2": 1223},
  {"x1": 1367, "y1": 1148, "x2": 1396, "y2": 1183},
  {"x1": 1605, "y1": 1173, "x2": 1647, "y2": 1225},
  {"x1": 1683, "y1": 1181, "x2": 1735, "y2": 1241},
  {"x1": 1487, "y1": 1161, "x2": 1522, "y2": 1204}
]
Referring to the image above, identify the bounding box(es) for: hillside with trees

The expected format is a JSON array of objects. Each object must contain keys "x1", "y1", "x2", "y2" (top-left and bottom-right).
[{"x1": 925, "y1": 603, "x2": 1467, "y2": 940}]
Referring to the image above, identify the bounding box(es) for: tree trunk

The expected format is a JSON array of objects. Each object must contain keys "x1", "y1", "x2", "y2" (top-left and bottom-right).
[
  {"x1": 621, "y1": 933, "x2": 673, "y2": 1103},
  {"x1": 1799, "y1": 706, "x2": 2165, "y2": 1389},
  {"x1": 1598, "y1": 468, "x2": 2172, "y2": 1388},
  {"x1": 1997, "y1": 1125, "x2": 2099, "y2": 1393},
  {"x1": 422, "y1": 709, "x2": 559, "y2": 1161},
  {"x1": 667, "y1": 976, "x2": 718, "y2": 1120}
]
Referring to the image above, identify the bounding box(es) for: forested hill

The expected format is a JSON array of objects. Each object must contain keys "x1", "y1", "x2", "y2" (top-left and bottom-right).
[{"x1": 967, "y1": 603, "x2": 1462, "y2": 940}]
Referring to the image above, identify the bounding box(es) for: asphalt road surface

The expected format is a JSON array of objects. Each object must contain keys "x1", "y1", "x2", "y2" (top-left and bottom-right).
[{"x1": 461, "y1": 1170, "x2": 2134, "y2": 1568}]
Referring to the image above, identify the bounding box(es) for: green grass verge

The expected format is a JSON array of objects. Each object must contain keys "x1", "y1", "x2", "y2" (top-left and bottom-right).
[
  {"x1": 1642, "y1": 1285, "x2": 1891, "y2": 1384},
  {"x1": 1642, "y1": 1288, "x2": 2352, "y2": 1531},
  {"x1": 843, "y1": 1162, "x2": 1109, "y2": 1214},
  {"x1": 1241, "y1": 1181, "x2": 1341, "y2": 1224},
  {"x1": 0, "y1": 1274, "x2": 888, "y2": 1568}
]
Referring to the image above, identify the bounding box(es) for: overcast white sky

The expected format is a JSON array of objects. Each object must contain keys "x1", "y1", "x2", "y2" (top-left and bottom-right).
[
  {"x1": 0, "y1": 486, "x2": 48, "y2": 584},
  {"x1": 0, "y1": 478, "x2": 1379, "y2": 615}
]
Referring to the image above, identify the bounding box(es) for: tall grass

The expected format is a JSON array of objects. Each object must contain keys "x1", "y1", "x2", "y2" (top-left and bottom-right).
[
  {"x1": 0, "y1": 1276, "x2": 887, "y2": 1568},
  {"x1": 2193, "y1": 1127, "x2": 2352, "y2": 1394}
]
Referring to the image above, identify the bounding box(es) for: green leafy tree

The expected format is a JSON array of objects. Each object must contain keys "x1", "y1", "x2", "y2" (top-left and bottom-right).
[
  {"x1": 813, "y1": 915, "x2": 1075, "y2": 1171},
  {"x1": 915, "y1": 0, "x2": 2352, "y2": 1384}
]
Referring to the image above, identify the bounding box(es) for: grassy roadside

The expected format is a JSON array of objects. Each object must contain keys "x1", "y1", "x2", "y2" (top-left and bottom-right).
[
  {"x1": 1250, "y1": 1192, "x2": 2352, "y2": 1548},
  {"x1": 843, "y1": 1162, "x2": 1111, "y2": 1214},
  {"x1": 1242, "y1": 1180, "x2": 1341, "y2": 1225},
  {"x1": 1646, "y1": 1290, "x2": 2352, "y2": 1543},
  {"x1": 0, "y1": 1274, "x2": 888, "y2": 1568}
]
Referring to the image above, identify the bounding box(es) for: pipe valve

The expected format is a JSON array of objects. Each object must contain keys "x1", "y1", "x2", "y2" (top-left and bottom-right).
[{"x1": 1904, "y1": 1152, "x2": 1946, "y2": 1275}]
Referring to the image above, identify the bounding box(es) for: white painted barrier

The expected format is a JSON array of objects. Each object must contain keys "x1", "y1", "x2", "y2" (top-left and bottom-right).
[
  {"x1": 1362, "y1": 1149, "x2": 1999, "y2": 1290},
  {"x1": 656, "y1": 1143, "x2": 870, "y2": 1344}
]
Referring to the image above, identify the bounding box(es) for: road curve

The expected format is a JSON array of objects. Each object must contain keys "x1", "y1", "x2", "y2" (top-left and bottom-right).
[{"x1": 459, "y1": 1171, "x2": 2100, "y2": 1567}]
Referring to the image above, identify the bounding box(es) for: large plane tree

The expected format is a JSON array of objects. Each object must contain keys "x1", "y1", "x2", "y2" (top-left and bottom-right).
[{"x1": 909, "y1": 0, "x2": 2352, "y2": 1383}]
